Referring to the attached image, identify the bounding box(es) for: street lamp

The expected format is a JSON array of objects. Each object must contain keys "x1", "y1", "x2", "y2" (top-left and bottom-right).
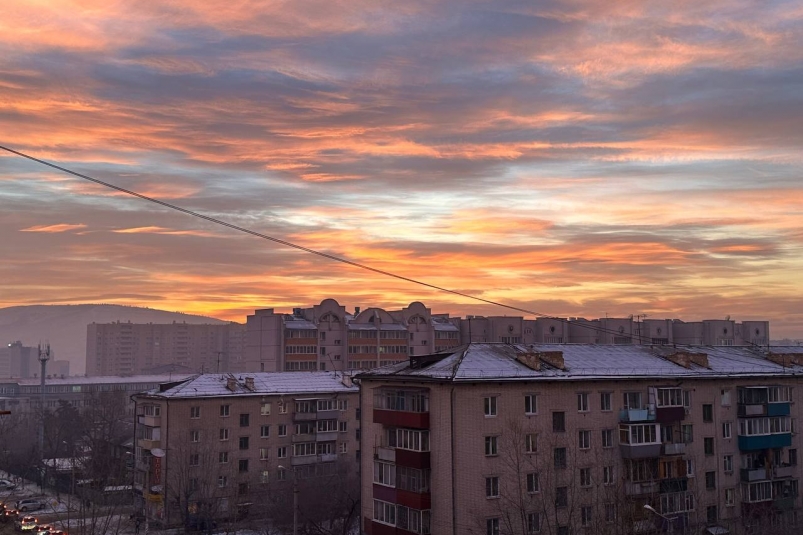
[
  {"x1": 643, "y1": 504, "x2": 678, "y2": 534},
  {"x1": 277, "y1": 465, "x2": 298, "y2": 535}
]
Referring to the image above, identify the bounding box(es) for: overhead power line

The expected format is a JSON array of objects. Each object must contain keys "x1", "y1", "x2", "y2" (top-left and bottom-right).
[{"x1": 1, "y1": 143, "x2": 655, "y2": 343}]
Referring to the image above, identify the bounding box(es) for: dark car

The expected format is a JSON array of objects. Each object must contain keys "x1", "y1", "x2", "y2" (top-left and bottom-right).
[
  {"x1": 187, "y1": 517, "x2": 217, "y2": 532},
  {"x1": 2, "y1": 508, "x2": 20, "y2": 523}
]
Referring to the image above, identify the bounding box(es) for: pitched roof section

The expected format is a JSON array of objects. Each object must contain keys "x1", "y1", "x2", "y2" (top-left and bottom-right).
[
  {"x1": 140, "y1": 372, "x2": 359, "y2": 399},
  {"x1": 358, "y1": 343, "x2": 803, "y2": 382}
]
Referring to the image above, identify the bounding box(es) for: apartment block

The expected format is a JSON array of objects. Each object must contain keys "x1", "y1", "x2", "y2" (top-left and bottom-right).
[
  {"x1": 131, "y1": 372, "x2": 360, "y2": 527},
  {"x1": 86, "y1": 321, "x2": 245, "y2": 376},
  {"x1": 358, "y1": 343, "x2": 803, "y2": 535}
]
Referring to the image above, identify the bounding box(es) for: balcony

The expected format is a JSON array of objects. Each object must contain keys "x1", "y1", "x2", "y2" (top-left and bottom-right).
[
  {"x1": 318, "y1": 409, "x2": 340, "y2": 420},
  {"x1": 741, "y1": 468, "x2": 768, "y2": 482},
  {"x1": 375, "y1": 447, "x2": 396, "y2": 463},
  {"x1": 774, "y1": 465, "x2": 796, "y2": 478},
  {"x1": 373, "y1": 409, "x2": 430, "y2": 430},
  {"x1": 137, "y1": 438, "x2": 161, "y2": 450},
  {"x1": 316, "y1": 431, "x2": 339, "y2": 442},
  {"x1": 662, "y1": 443, "x2": 686, "y2": 456},
  {"x1": 395, "y1": 449, "x2": 431, "y2": 469},
  {"x1": 290, "y1": 455, "x2": 319, "y2": 466},
  {"x1": 768, "y1": 403, "x2": 792, "y2": 417},
  {"x1": 293, "y1": 412, "x2": 317, "y2": 422},
  {"x1": 624, "y1": 480, "x2": 659, "y2": 496},
  {"x1": 620, "y1": 443, "x2": 662, "y2": 459},
  {"x1": 659, "y1": 477, "x2": 688, "y2": 494},
  {"x1": 291, "y1": 433, "x2": 315, "y2": 443},
  {"x1": 655, "y1": 406, "x2": 686, "y2": 423},
  {"x1": 739, "y1": 433, "x2": 792, "y2": 452},
  {"x1": 738, "y1": 404, "x2": 767, "y2": 417},
  {"x1": 619, "y1": 407, "x2": 655, "y2": 423},
  {"x1": 319, "y1": 453, "x2": 338, "y2": 463},
  {"x1": 138, "y1": 415, "x2": 161, "y2": 427}
]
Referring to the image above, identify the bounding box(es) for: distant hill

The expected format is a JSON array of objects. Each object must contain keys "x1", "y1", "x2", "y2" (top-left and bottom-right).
[{"x1": 0, "y1": 304, "x2": 228, "y2": 375}]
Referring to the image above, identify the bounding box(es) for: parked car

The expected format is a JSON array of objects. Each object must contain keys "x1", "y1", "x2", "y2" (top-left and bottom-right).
[
  {"x1": 187, "y1": 517, "x2": 218, "y2": 532},
  {"x1": 14, "y1": 515, "x2": 37, "y2": 531},
  {"x1": 15, "y1": 499, "x2": 45, "y2": 513},
  {"x1": 34, "y1": 524, "x2": 52, "y2": 535},
  {"x1": 49, "y1": 530, "x2": 65, "y2": 535},
  {"x1": 0, "y1": 479, "x2": 16, "y2": 490},
  {"x1": 1, "y1": 508, "x2": 19, "y2": 523}
]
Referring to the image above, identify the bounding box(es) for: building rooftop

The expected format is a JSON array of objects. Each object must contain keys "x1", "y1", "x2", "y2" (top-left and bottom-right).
[
  {"x1": 358, "y1": 343, "x2": 803, "y2": 382},
  {"x1": 138, "y1": 372, "x2": 358, "y2": 399},
  {"x1": 6, "y1": 374, "x2": 194, "y2": 386}
]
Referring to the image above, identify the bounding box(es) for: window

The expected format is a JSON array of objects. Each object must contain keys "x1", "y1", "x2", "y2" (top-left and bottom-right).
[
  {"x1": 705, "y1": 471, "x2": 716, "y2": 490},
  {"x1": 725, "y1": 488, "x2": 735, "y2": 506},
  {"x1": 486, "y1": 476, "x2": 500, "y2": 498},
  {"x1": 557, "y1": 527, "x2": 569, "y2": 535},
  {"x1": 683, "y1": 390, "x2": 692, "y2": 408},
  {"x1": 527, "y1": 512, "x2": 541, "y2": 533},
  {"x1": 581, "y1": 506, "x2": 593, "y2": 527},
  {"x1": 339, "y1": 442, "x2": 347, "y2": 453},
  {"x1": 259, "y1": 447, "x2": 269, "y2": 460},
  {"x1": 603, "y1": 466, "x2": 614, "y2": 485},
  {"x1": 605, "y1": 503, "x2": 616, "y2": 523},
  {"x1": 277, "y1": 467, "x2": 287, "y2": 481},
  {"x1": 279, "y1": 402, "x2": 287, "y2": 414},
  {"x1": 189, "y1": 453, "x2": 199, "y2": 466},
  {"x1": 486, "y1": 518, "x2": 500, "y2": 535},
  {"x1": 555, "y1": 487, "x2": 568, "y2": 508},
  {"x1": 277, "y1": 446, "x2": 287, "y2": 458},
  {"x1": 722, "y1": 421, "x2": 732, "y2": 439},
  {"x1": 579, "y1": 430, "x2": 591, "y2": 450},
  {"x1": 600, "y1": 392, "x2": 612, "y2": 412},
  {"x1": 657, "y1": 387, "x2": 683, "y2": 407},
  {"x1": 190, "y1": 430, "x2": 200, "y2": 443},
  {"x1": 240, "y1": 413, "x2": 250, "y2": 427},
  {"x1": 218, "y1": 476, "x2": 228, "y2": 488},
  {"x1": 220, "y1": 428, "x2": 230, "y2": 441},
  {"x1": 238, "y1": 482, "x2": 249, "y2": 496},
  {"x1": 239, "y1": 436, "x2": 250, "y2": 450},
  {"x1": 706, "y1": 505, "x2": 718, "y2": 524},
  {"x1": 724, "y1": 454, "x2": 733, "y2": 473},
  {"x1": 577, "y1": 392, "x2": 589, "y2": 412},
  {"x1": 602, "y1": 429, "x2": 613, "y2": 448},
  {"x1": 620, "y1": 423, "x2": 659, "y2": 445},
  {"x1": 790, "y1": 449, "x2": 798, "y2": 466},
  {"x1": 484, "y1": 396, "x2": 498, "y2": 417},
  {"x1": 278, "y1": 425, "x2": 287, "y2": 436},
  {"x1": 374, "y1": 461, "x2": 395, "y2": 487},
  {"x1": 580, "y1": 467, "x2": 591, "y2": 487},
  {"x1": 703, "y1": 404, "x2": 713, "y2": 423},
  {"x1": 261, "y1": 470, "x2": 269, "y2": 484},
  {"x1": 220, "y1": 404, "x2": 230, "y2": 417},
  {"x1": 682, "y1": 424, "x2": 693, "y2": 443},
  {"x1": 239, "y1": 459, "x2": 249, "y2": 473},
  {"x1": 260, "y1": 425, "x2": 270, "y2": 438},
  {"x1": 485, "y1": 436, "x2": 498, "y2": 456},
  {"x1": 704, "y1": 437, "x2": 714, "y2": 456},
  {"x1": 375, "y1": 500, "x2": 397, "y2": 526},
  {"x1": 527, "y1": 472, "x2": 540, "y2": 493},
  {"x1": 553, "y1": 412, "x2": 566, "y2": 432},
  {"x1": 525, "y1": 394, "x2": 538, "y2": 415},
  {"x1": 219, "y1": 452, "x2": 229, "y2": 463},
  {"x1": 686, "y1": 459, "x2": 695, "y2": 477},
  {"x1": 624, "y1": 392, "x2": 642, "y2": 409},
  {"x1": 721, "y1": 389, "x2": 731, "y2": 406},
  {"x1": 525, "y1": 434, "x2": 537, "y2": 454},
  {"x1": 339, "y1": 421, "x2": 348, "y2": 432},
  {"x1": 190, "y1": 406, "x2": 200, "y2": 419},
  {"x1": 260, "y1": 402, "x2": 271, "y2": 416},
  {"x1": 554, "y1": 447, "x2": 567, "y2": 469}
]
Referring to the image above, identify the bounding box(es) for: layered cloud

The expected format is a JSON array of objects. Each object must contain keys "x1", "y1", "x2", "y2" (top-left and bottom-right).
[{"x1": 1, "y1": 0, "x2": 802, "y2": 337}]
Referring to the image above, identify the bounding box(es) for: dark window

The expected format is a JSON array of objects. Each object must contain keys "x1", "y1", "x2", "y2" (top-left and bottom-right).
[
  {"x1": 704, "y1": 437, "x2": 714, "y2": 456},
  {"x1": 705, "y1": 471, "x2": 716, "y2": 490},
  {"x1": 555, "y1": 487, "x2": 568, "y2": 508},
  {"x1": 239, "y1": 436, "x2": 250, "y2": 450},
  {"x1": 790, "y1": 449, "x2": 798, "y2": 466},
  {"x1": 238, "y1": 459, "x2": 249, "y2": 473},
  {"x1": 706, "y1": 505, "x2": 718, "y2": 524},
  {"x1": 553, "y1": 412, "x2": 566, "y2": 433},
  {"x1": 703, "y1": 404, "x2": 713, "y2": 423},
  {"x1": 240, "y1": 413, "x2": 250, "y2": 427},
  {"x1": 554, "y1": 447, "x2": 567, "y2": 470},
  {"x1": 238, "y1": 482, "x2": 249, "y2": 496},
  {"x1": 557, "y1": 528, "x2": 569, "y2": 535}
]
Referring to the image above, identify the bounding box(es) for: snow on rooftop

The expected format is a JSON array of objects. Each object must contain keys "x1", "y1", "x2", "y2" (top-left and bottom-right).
[
  {"x1": 358, "y1": 343, "x2": 803, "y2": 382},
  {"x1": 284, "y1": 319, "x2": 318, "y2": 330},
  {"x1": 144, "y1": 372, "x2": 358, "y2": 399}
]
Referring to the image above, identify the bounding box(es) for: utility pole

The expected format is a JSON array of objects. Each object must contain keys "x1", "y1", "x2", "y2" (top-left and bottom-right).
[{"x1": 38, "y1": 343, "x2": 50, "y2": 492}]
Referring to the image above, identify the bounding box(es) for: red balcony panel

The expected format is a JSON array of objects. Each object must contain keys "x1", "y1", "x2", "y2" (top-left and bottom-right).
[
  {"x1": 396, "y1": 489, "x2": 431, "y2": 510},
  {"x1": 655, "y1": 406, "x2": 685, "y2": 423},
  {"x1": 395, "y1": 449, "x2": 431, "y2": 469},
  {"x1": 373, "y1": 484, "x2": 397, "y2": 503},
  {"x1": 373, "y1": 409, "x2": 430, "y2": 429},
  {"x1": 364, "y1": 516, "x2": 373, "y2": 534},
  {"x1": 371, "y1": 522, "x2": 396, "y2": 535}
]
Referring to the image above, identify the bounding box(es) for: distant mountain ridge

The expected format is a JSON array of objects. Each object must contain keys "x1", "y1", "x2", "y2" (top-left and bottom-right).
[{"x1": 0, "y1": 304, "x2": 228, "y2": 375}]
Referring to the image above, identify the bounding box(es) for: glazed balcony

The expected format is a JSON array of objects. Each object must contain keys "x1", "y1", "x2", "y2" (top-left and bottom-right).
[
  {"x1": 619, "y1": 407, "x2": 656, "y2": 423},
  {"x1": 659, "y1": 477, "x2": 688, "y2": 494},
  {"x1": 738, "y1": 433, "x2": 792, "y2": 452},
  {"x1": 620, "y1": 443, "x2": 662, "y2": 459},
  {"x1": 375, "y1": 446, "x2": 396, "y2": 463},
  {"x1": 374, "y1": 389, "x2": 430, "y2": 429},
  {"x1": 624, "y1": 480, "x2": 660, "y2": 496},
  {"x1": 395, "y1": 449, "x2": 430, "y2": 469},
  {"x1": 138, "y1": 414, "x2": 161, "y2": 427},
  {"x1": 137, "y1": 438, "x2": 161, "y2": 450},
  {"x1": 292, "y1": 433, "x2": 315, "y2": 443},
  {"x1": 293, "y1": 412, "x2": 318, "y2": 422},
  {"x1": 655, "y1": 406, "x2": 686, "y2": 423},
  {"x1": 662, "y1": 442, "x2": 686, "y2": 456},
  {"x1": 373, "y1": 485, "x2": 432, "y2": 510}
]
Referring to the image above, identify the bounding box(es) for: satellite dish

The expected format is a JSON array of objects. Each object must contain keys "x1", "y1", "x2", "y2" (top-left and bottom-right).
[{"x1": 151, "y1": 448, "x2": 166, "y2": 458}]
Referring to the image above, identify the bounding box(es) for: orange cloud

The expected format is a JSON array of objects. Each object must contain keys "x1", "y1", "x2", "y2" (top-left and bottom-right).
[{"x1": 20, "y1": 223, "x2": 87, "y2": 233}]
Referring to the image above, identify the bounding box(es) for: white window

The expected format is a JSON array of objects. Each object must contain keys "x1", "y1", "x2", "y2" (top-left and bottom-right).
[
  {"x1": 581, "y1": 506, "x2": 593, "y2": 527},
  {"x1": 279, "y1": 402, "x2": 288, "y2": 414},
  {"x1": 723, "y1": 421, "x2": 732, "y2": 439},
  {"x1": 619, "y1": 424, "x2": 659, "y2": 445},
  {"x1": 484, "y1": 396, "x2": 497, "y2": 417},
  {"x1": 219, "y1": 452, "x2": 228, "y2": 464},
  {"x1": 395, "y1": 429, "x2": 430, "y2": 451},
  {"x1": 525, "y1": 434, "x2": 537, "y2": 454},
  {"x1": 605, "y1": 504, "x2": 616, "y2": 523},
  {"x1": 339, "y1": 421, "x2": 348, "y2": 432},
  {"x1": 220, "y1": 404, "x2": 230, "y2": 417},
  {"x1": 293, "y1": 442, "x2": 316, "y2": 457},
  {"x1": 527, "y1": 512, "x2": 540, "y2": 533},
  {"x1": 374, "y1": 500, "x2": 396, "y2": 526},
  {"x1": 600, "y1": 392, "x2": 612, "y2": 412},
  {"x1": 725, "y1": 488, "x2": 735, "y2": 506},
  {"x1": 219, "y1": 428, "x2": 229, "y2": 441},
  {"x1": 579, "y1": 430, "x2": 591, "y2": 450},
  {"x1": 603, "y1": 466, "x2": 614, "y2": 485},
  {"x1": 340, "y1": 442, "x2": 348, "y2": 454},
  {"x1": 260, "y1": 402, "x2": 271, "y2": 416},
  {"x1": 374, "y1": 461, "x2": 396, "y2": 487},
  {"x1": 486, "y1": 518, "x2": 500, "y2": 535},
  {"x1": 190, "y1": 430, "x2": 200, "y2": 443},
  {"x1": 486, "y1": 476, "x2": 500, "y2": 498},
  {"x1": 721, "y1": 389, "x2": 731, "y2": 406},
  {"x1": 218, "y1": 476, "x2": 227, "y2": 488},
  {"x1": 683, "y1": 390, "x2": 692, "y2": 408},
  {"x1": 190, "y1": 406, "x2": 200, "y2": 419},
  {"x1": 277, "y1": 446, "x2": 287, "y2": 458},
  {"x1": 485, "y1": 436, "x2": 498, "y2": 456},
  {"x1": 278, "y1": 425, "x2": 287, "y2": 437},
  {"x1": 686, "y1": 459, "x2": 695, "y2": 477},
  {"x1": 525, "y1": 394, "x2": 538, "y2": 415},
  {"x1": 261, "y1": 425, "x2": 270, "y2": 438},
  {"x1": 580, "y1": 467, "x2": 591, "y2": 487},
  {"x1": 724, "y1": 455, "x2": 733, "y2": 473},
  {"x1": 259, "y1": 447, "x2": 269, "y2": 460},
  {"x1": 577, "y1": 392, "x2": 589, "y2": 412},
  {"x1": 527, "y1": 472, "x2": 539, "y2": 493},
  {"x1": 657, "y1": 387, "x2": 683, "y2": 407},
  {"x1": 602, "y1": 429, "x2": 613, "y2": 448},
  {"x1": 261, "y1": 470, "x2": 269, "y2": 484}
]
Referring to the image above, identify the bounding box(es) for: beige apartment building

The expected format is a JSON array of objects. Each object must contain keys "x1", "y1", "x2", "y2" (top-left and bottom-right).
[
  {"x1": 86, "y1": 321, "x2": 245, "y2": 376},
  {"x1": 358, "y1": 343, "x2": 803, "y2": 535},
  {"x1": 131, "y1": 372, "x2": 360, "y2": 528},
  {"x1": 244, "y1": 298, "x2": 768, "y2": 374}
]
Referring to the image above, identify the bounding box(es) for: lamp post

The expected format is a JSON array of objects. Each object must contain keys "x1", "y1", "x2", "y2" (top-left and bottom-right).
[
  {"x1": 643, "y1": 504, "x2": 678, "y2": 535},
  {"x1": 62, "y1": 441, "x2": 75, "y2": 533},
  {"x1": 277, "y1": 465, "x2": 298, "y2": 535}
]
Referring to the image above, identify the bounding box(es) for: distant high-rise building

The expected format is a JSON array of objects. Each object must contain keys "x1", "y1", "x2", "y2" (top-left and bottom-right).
[
  {"x1": 86, "y1": 322, "x2": 245, "y2": 376},
  {"x1": 0, "y1": 341, "x2": 36, "y2": 378}
]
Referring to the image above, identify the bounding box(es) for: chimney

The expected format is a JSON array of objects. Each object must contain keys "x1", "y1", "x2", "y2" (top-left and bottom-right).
[
  {"x1": 226, "y1": 377, "x2": 238, "y2": 391},
  {"x1": 244, "y1": 377, "x2": 255, "y2": 391},
  {"x1": 515, "y1": 351, "x2": 541, "y2": 371},
  {"x1": 537, "y1": 351, "x2": 565, "y2": 370},
  {"x1": 354, "y1": 306, "x2": 361, "y2": 315},
  {"x1": 341, "y1": 375, "x2": 354, "y2": 388}
]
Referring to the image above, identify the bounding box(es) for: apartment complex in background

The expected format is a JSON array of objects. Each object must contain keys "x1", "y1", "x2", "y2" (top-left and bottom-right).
[
  {"x1": 0, "y1": 341, "x2": 70, "y2": 379},
  {"x1": 245, "y1": 298, "x2": 770, "y2": 373},
  {"x1": 86, "y1": 321, "x2": 245, "y2": 376},
  {"x1": 358, "y1": 343, "x2": 803, "y2": 535},
  {"x1": 131, "y1": 372, "x2": 360, "y2": 527}
]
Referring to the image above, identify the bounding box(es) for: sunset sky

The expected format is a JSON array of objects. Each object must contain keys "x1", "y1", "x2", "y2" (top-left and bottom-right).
[{"x1": 1, "y1": 0, "x2": 802, "y2": 337}]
